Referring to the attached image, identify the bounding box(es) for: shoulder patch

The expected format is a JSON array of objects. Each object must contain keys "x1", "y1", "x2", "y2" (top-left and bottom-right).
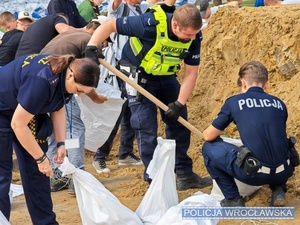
[
  {"x1": 122, "y1": 17, "x2": 128, "y2": 25},
  {"x1": 198, "y1": 32, "x2": 203, "y2": 41},
  {"x1": 143, "y1": 16, "x2": 157, "y2": 27}
]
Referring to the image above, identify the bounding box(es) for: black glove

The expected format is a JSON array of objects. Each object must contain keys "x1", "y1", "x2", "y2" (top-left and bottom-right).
[
  {"x1": 164, "y1": 101, "x2": 184, "y2": 121},
  {"x1": 85, "y1": 45, "x2": 104, "y2": 65}
]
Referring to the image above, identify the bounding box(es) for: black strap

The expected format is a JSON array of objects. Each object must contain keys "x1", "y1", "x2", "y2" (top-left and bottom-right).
[
  {"x1": 135, "y1": 5, "x2": 142, "y2": 15},
  {"x1": 122, "y1": 3, "x2": 130, "y2": 17},
  {"x1": 113, "y1": 4, "x2": 130, "y2": 43},
  {"x1": 115, "y1": 4, "x2": 133, "y2": 53}
]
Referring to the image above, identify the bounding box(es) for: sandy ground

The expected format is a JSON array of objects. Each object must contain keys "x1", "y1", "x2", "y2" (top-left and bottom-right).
[{"x1": 8, "y1": 4, "x2": 300, "y2": 225}]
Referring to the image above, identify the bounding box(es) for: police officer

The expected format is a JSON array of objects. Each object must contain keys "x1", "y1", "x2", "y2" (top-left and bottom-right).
[
  {"x1": 85, "y1": 3, "x2": 212, "y2": 190},
  {"x1": 40, "y1": 21, "x2": 104, "y2": 194},
  {"x1": 202, "y1": 61, "x2": 294, "y2": 207},
  {"x1": 0, "y1": 54, "x2": 99, "y2": 224}
]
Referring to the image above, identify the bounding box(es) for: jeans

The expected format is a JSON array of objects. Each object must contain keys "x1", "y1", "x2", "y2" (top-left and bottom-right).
[
  {"x1": 127, "y1": 74, "x2": 192, "y2": 180},
  {"x1": 47, "y1": 96, "x2": 85, "y2": 170}
]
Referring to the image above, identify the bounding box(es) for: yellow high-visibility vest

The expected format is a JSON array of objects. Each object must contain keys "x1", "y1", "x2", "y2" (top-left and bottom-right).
[{"x1": 129, "y1": 5, "x2": 192, "y2": 75}]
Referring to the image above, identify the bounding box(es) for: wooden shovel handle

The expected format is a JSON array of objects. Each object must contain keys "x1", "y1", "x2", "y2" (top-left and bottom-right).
[{"x1": 99, "y1": 58, "x2": 203, "y2": 138}]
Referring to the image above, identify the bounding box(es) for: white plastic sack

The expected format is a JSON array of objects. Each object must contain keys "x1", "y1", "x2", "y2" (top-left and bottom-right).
[
  {"x1": 211, "y1": 136, "x2": 262, "y2": 201},
  {"x1": 220, "y1": 136, "x2": 243, "y2": 147},
  {"x1": 9, "y1": 183, "x2": 24, "y2": 203},
  {"x1": 0, "y1": 211, "x2": 10, "y2": 225},
  {"x1": 76, "y1": 83, "x2": 124, "y2": 152},
  {"x1": 136, "y1": 137, "x2": 178, "y2": 225},
  {"x1": 210, "y1": 179, "x2": 261, "y2": 202},
  {"x1": 156, "y1": 191, "x2": 220, "y2": 225},
  {"x1": 59, "y1": 157, "x2": 143, "y2": 225}
]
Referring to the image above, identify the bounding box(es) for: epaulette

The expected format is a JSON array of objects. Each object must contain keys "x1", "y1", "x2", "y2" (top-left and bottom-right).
[{"x1": 49, "y1": 75, "x2": 60, "y2": 88}]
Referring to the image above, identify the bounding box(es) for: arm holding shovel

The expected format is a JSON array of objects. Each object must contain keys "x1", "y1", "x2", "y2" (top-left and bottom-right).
[{"x1": 85, "y1": 16, "x2": 203, "y2": 138}]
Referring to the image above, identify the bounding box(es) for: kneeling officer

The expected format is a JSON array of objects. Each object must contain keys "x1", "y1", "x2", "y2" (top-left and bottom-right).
[{"x1": 201, "y1": 61, "x2": 295, "y2": 207}]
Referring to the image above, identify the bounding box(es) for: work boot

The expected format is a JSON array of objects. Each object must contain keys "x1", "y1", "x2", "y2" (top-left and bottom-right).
[
  {"x1": 270, "y1": 186, "x2": 286, "y2": 206},
  {"x1": 176, "y1": 172, "x2": 212, "y2": 190},
  {"x1": 220, "y1": 196, "x2": 245, "y2": 207}
]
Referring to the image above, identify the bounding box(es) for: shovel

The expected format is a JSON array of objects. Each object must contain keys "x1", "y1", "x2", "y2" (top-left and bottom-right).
[{"x1": 99, "y1": 58, "x2": 203, "y2": 138}]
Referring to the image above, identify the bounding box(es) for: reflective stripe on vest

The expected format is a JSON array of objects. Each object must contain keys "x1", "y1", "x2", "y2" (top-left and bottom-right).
[{"x1": 129, "y1": 5, "x2": 192, "y2": 75}]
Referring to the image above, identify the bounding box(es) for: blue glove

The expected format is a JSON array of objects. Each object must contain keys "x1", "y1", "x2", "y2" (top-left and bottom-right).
[
  {"x1": 164, "y1": 101, "x2": 183, "y2": 121},
  {"x1": 85, "y1": 45, "x2": 104, "y2": 65}
]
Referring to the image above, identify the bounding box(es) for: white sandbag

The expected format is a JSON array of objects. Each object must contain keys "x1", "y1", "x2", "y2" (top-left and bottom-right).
[
  {"x1": 156, "y1": 191, "x2": 220, "y2": 225},
  {"x1": 220, "y1": 136, "x2": 243, "y2": 147},
  {"x1": 136, "y1": 137, "x2": 178, "y2": 225},
  {"x1": 59, "y1": 157, "x2": 143, "y2": 225},
  {"x1": 76, "y1": 83, "x2": 124, "y2": 152},
  {"x1": 210, "y1": 179, "x2": 261, "y2": 201},
  {"x1": 0, "y1": 210, "x2": 10, "y2": 225},
  {"x1": 9, "y1": 183, "x2": 24, "y2": 203}
]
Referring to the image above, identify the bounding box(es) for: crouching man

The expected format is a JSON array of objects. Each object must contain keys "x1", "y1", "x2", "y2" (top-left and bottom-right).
[{"x1": 201, "y1": 61, "x2": 295, "y2": 207}]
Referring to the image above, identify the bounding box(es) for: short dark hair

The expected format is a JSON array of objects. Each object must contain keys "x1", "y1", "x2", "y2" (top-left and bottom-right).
[
  {"x1": 86, "y1": 21, "x2": 100, "y2": 30},
  {"x1": 173, "y1": 4, "x2": 202, "y2": 30},
  {"x1": 237, "y1": 61, "x2": 268, "y2": 87},
  {"x1": 0, "y1": 11, "x2": 16, "y2": 26}
]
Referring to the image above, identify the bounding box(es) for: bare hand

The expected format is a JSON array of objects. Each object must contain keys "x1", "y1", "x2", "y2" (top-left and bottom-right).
[
  {"x1": 37, "y1": 157, "x2": 53, "y2": 177},
  {"x1": 93, "y1": 94, "x2": 107, "y2": 104},
  {"x1": 86, "y1": 89, "x2": 107, "y2": 104},
  {"x1": 53, "y1": 146, "x2": 67, "y2": 164}
]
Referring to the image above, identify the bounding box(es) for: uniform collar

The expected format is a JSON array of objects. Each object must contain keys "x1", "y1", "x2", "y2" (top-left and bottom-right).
[
  {"x1": 247, "y1": 86, "x2": 264, "y2": 93},
  {"x1": 168, "y1": 15, "x2": 178, "y2": 42}
]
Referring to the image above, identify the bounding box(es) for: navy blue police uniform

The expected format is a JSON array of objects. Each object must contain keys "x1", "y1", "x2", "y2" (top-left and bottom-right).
[
  {"x1": 0, "y1": 54, "x2": 72, "y2": 224},
  {"x1": 202, "y1": 87, "x2": 294, "y2": 199},
  {"x1": 115, "y1": 10, "x2": 202, "y2": 180}
]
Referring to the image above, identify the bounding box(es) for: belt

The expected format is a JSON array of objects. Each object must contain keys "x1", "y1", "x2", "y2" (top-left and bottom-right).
[
  {"x1": 119, "y1": 65, "x2": 138, "y2": 74},
  {"x1": 257, "y1": 159, "x2": 290, "y2": 174}
]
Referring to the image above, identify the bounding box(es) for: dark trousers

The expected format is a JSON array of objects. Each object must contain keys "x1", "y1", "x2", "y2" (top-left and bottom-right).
[
  {"x1": 202, "y1": 138, "x2": 294, "y2": 199},
  {"x1": 0, "y1": 110, "x2": 57, "y2": 225},
  {"x1": 93, "y1": 99, "x2": 135, "y2": 161},
  {"x1": 127, "y1": 74, "x2": 192, "y2": 180}
]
